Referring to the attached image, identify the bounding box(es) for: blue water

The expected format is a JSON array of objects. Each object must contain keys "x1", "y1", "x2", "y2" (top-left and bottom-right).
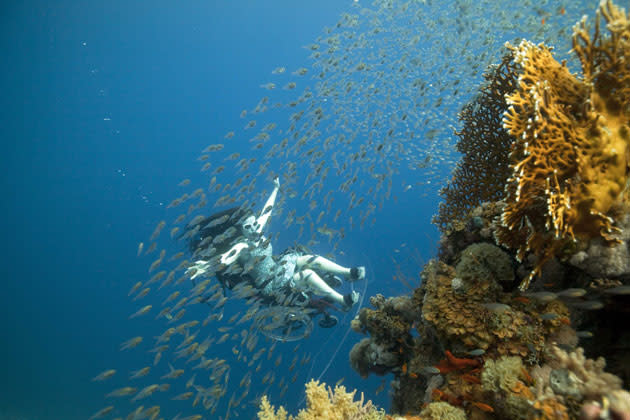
[{"x1": 1, "y1": 1, "x2": 441, "y2": 419}]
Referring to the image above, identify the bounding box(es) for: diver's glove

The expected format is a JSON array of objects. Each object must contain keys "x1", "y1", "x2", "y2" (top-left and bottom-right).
[
  {"x1": 186, "y1": 260, "x2": 210, "y2": 280},
  {"x1": 349, "y1": 266, "x2": 366, "y2": 281},
  {"x1": 220, "y1": 242, "x2": 249, "y2": 265}
]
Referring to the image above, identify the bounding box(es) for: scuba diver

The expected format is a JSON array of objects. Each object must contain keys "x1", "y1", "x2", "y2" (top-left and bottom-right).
[{"x1": 185, "y1": 177, "x2": 364, "y2": 328}]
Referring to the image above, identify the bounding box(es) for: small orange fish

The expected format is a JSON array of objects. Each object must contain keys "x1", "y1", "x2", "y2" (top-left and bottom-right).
[
  {"x1": 462, "y1": 374, "x2": 481, "y2": 384},
  {"x1": 432, "y1": 389, "x2": 445, "y2": 401},
  {"x1": 513, "y1": 296, "x2": 530, "y2": 304},
  {"x1": 521, "y1": 367, "x2": 534, "y2": 385},
  {"x1": 471, "y1": 401, "x2": 494, "y2": 412}
]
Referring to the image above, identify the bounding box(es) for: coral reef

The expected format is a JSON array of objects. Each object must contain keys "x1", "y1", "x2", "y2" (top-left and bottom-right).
[
  {"x1": 257, "y1": 379, "x2": 385, "y2": 420},
  {"x1": 283, "y1": 3, "x2": 630, "y2": 420},
  {"x1": 351, "y1": 204, "x2": 630, "y2": 419},
  {"x1": 350, "y1": 294, "x2": 419, "y2": 378},
  {"x1": 435, "y1": 0, "x2": 630, "y2": 290},
  {"x1": 348, "y1": 5, "x2": 630, "y2": 418}
]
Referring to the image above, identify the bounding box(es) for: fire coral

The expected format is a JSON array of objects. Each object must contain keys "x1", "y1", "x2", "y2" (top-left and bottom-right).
[{"x1": 496, "y1": 0, "x2": 630, "y2": 289}]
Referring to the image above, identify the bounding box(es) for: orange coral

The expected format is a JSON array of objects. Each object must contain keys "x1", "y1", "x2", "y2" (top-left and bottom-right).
[
  {"x1": 511, "y1": 379, "x2": 535, "y2": 400},
  {"x1": 497, "y1": 0, "x2": 630, "y2": 289},
  {"x1": 532, "y1": 397, "x2": 569, "y2": 420}
]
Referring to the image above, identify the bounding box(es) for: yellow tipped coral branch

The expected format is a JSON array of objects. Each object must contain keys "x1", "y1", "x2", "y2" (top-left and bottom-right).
[
  {"x1": 496, "y1": 0, "x2": 630, "y2": 290},
  {"x1": 257, "y1": 379, "x2": 385, "y2": 420}
]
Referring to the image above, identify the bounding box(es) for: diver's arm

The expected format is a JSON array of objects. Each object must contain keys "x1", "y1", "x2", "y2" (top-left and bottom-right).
[
  {"x1": 220, "y1": 242, "x2": 249, "y2": 265},
  {"x1": 255, "y1": 177, "x2": 279, "y2": 234}
]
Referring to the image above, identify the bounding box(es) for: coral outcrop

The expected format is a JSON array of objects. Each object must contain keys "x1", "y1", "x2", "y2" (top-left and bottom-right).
[
  {"x1": 350, "y1": 294, "x2": 420, "y2": 378},
  {"x1": 279, "y1": 3, "x2": 630, "y2": 420}
]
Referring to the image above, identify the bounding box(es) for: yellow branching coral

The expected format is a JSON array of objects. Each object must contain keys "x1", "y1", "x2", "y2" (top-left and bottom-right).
[
  {"x1": 497, "y1": 0, "x2": 630, "y2": 289},
  {"x1": 259, "y1": 395, "x2": 289, "y2": 420},
  {"x1": 257, "y1": 379, "x2": 385, "y2": 420}
]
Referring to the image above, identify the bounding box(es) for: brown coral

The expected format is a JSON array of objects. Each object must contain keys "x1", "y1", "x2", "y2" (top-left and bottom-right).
[
  {"x1": 349, "y1": 294, "x2": 419, "y2": 378},
  {"x1": 434, "y1": 52, "x2": 518, "y2": 234},
  {"x1": 358, "y1": 295, "x2": 416, "y2": 344},
  {"x1": 421, "y1": 260, "x2": 548, "y2": 359},
  {"x1": 421, "y1": 261, "x2": 494, "y2": 349}
]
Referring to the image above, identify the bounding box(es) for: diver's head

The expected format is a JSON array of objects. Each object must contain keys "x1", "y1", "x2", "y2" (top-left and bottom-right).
[{"x1": 242, "y1": 216, "x2": 258, "y2": 239}]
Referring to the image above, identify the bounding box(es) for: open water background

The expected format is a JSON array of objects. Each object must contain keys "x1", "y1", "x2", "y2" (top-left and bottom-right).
[{"x1": 1, "y1": 1, "x2": 441, "y2": 419}]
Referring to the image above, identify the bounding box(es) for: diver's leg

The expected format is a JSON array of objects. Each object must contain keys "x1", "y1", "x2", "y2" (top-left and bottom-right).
[
  {"x1": 293, "y1": 269, "x2": 359, "y2": 310},
  {"x1": 296, "y1": 255, "x2": 365, "y2": 280},
  {"x1": 293, "y1": 269, "x2": 344, "y2": 305}
]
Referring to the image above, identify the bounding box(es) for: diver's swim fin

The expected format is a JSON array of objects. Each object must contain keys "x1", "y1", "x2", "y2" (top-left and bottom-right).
[
  {"x1": 349, "y1": 266, "x2": 366, "y2": 281},
  {"x1": 318, "y1": 314, "x2": 338, "y2": 328}
]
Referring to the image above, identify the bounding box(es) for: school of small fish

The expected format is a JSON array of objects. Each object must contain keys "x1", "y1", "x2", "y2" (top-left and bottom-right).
[{"x1": 89, "y1": 1, "x2": 594, "y2": 419}]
